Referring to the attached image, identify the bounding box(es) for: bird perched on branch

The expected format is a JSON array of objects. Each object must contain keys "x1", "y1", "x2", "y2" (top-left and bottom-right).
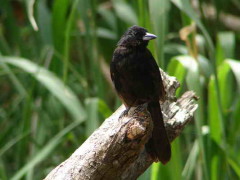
[{"x1": 110, "y1": 25, "x2": 171, "y2": 164}]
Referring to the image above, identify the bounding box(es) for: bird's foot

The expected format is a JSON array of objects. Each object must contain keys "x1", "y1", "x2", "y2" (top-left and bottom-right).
[{"x1": 119, "y1": 107, "x2": 130, "y2": 119}]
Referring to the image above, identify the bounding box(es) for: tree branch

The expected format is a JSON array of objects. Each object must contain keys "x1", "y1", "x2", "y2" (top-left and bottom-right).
[{"x1": 44, "y1": 69, "x2": 198, "y2": 180}]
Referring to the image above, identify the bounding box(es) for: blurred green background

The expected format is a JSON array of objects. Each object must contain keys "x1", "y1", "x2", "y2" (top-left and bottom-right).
[{"x1": 0, "y1": 0, "x2": 240, "y2": 179}]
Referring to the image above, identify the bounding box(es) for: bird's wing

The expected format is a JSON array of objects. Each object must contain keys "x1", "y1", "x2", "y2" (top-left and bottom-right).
[{"x1": 145, "y1": 49, "x2": 166, "y2": 101}]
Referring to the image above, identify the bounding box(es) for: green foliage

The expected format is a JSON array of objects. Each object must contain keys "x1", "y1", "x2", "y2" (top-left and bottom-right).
[{"x1": 0, "y1": 0, "x2": 240, "y2": 179}]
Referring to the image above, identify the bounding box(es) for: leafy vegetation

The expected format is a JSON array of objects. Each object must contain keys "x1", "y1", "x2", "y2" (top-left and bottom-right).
[{"x1": 0, "y1": 0, "x2": 240, "y2": 179}]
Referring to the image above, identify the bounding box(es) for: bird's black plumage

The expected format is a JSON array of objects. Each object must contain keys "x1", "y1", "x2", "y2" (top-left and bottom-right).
[{"x1": 110, "y1": 25, "x2": 171, "y2": 164}]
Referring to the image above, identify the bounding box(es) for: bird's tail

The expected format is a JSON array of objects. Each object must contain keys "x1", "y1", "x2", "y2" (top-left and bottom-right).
[{"x1": 146, "y1": 101, "x2": 171, "y2": 164}]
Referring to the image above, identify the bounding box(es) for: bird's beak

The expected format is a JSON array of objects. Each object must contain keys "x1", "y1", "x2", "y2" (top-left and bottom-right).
[{"x1": 143, "y1": 32, "x2": 157, "y2": 40}]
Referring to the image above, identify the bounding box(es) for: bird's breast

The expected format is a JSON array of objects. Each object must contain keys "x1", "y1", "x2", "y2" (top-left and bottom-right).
[{"x1": 113, "y1": 49, "x2": 148, "y2": 75}]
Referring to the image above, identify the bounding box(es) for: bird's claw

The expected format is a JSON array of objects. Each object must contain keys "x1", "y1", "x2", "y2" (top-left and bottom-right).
[{"x1": 119, "y1": 107, "x2": 130, "y2": 119}]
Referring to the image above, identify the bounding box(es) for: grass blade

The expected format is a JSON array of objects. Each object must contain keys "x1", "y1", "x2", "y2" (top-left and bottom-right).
[
  {"x1": 85, "y1": 98, "x2": 100, "y2": 136},
  {"x1": 167, "y1": 58, "x2": 186, "y2": 96},
  {"x1": 1, "y1": 56, "x2": 86, "y2": 121},
  {"x1": 182, "y1": 140, "x2": 199, "y2": 179},
  {"x1": 149, "y1": 0, "x2": 170, "y2": 68},
  {"x1": 228, "y1": 158, "x2": 240, "y2": 177},
  {"x1": 226, "y1": 59, "x2": 240, "y2": 92},
  {"x1": 113, "y1": 0, "x2": 137, "y2": 25},
  {"x1": 171, "y1": 0, "x2": 214, "y2": 55},
  {"x1": 208, "y1": 76, "x2": 222, "y2": 144},
  {"x1": 63, "y1": 0, "x2": 80, "y2": 83},
  {"x1": 25, "y1": 0, "x2": 38, "y2": 31},
  {"x1": 11, "y1": 121, "x2": 82, "y2": 180},
  {"x1": 216, "y1": 32, "x2": 235, "y2": 66},
  {"x1": 169, "y1": 55, "x2": 209, "y2": 180},
  {"x1": 0, "y1": 132, "x2": 28, "y2": 157},
  {"x1": 52, "y1": 0, "x2": 69, "y2": 54},
  {"x1": 0, "y1": 59, "x2": 26, "y2": 96}
]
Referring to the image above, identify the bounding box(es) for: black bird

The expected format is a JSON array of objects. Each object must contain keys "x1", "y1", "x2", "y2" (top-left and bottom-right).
[{"x1": 110, "y1": 25, "x2": 171, "y2": 164}]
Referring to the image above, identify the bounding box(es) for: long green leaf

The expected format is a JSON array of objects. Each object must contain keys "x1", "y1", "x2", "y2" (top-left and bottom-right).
[
  {"x1": 168, "y1": 55, "x2": 209, "y2": 180},
  {"x1": 52, "y1": 0, "x2": 69, "y2": 53},
  {"x1": 182, "y1": 140, "x2": 199, "y2": 179},
  {"x1": 63, "y1": 0, "x2": 79, "y2": 82},
  {"x1": 37, "y1": 0, "x2": 52, "y2": 45},
  {"x1": 167, "y1": 58, "x2": 186, "y2": 96},
  {"x1": 0, "y1": 132, "x2": 28, "y2": 157},
  {"x1": 171, "y1": 0, "x2": 214, "y2": 55},
  {"x1": 1, "y1": 56, "x2": 86, "y2": 121},
  {"x1": 225, "y1": 59, "x2": 240, "y2": 145},
  {"x1": 208, "y1": 76, "x2": 222, "y2": 144},
  {"x1": 216, "y1": 32, "x2": 235, "y2": 66},
  {"x1": 85, "y1": 98, "x2": 99, "y2": 136},
  {"x1": 25, "y1": 0, "x2": 38, "y2": 31},
  {"x1": 217, "y1": 61, "x2": 234, "y2": 112},
  {"x1": 0, "y1": 60, "x2": 26, "y2": 96},
  {"x1": 226, "y1": 59, "x2": 240, "y2": 92},
  {"x1": 113, "y1": 0, "x2": 138, "y2": 25},
  {"x1": 11, "y1": 121, "x2": 82, "y2": 180},
  {"x1": 149, "y1": 0, "x2": 170, "y2": 67},
  {"x1": 228, "y1": 158, "x2": 240, "y2": 177}
]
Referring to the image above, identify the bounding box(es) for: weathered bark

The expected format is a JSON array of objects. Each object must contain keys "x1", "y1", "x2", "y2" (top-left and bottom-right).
[{"x1": 44, "y1": 69, "x2": 198, "y2": 180}]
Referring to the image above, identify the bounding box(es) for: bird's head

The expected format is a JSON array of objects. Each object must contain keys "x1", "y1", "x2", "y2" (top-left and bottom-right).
[{"x1": 117, "y1": 25, "x2": 157, "y2": 48}]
